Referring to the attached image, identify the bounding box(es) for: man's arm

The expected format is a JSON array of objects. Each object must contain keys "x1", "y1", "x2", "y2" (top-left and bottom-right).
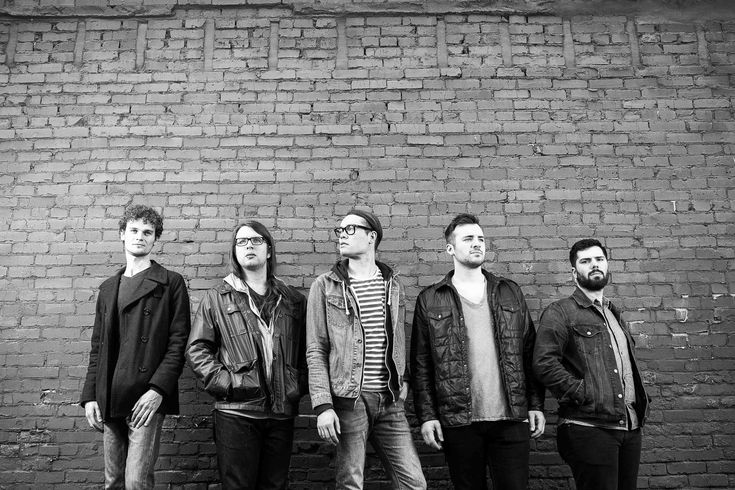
[
  {"x1": 515, "y1": 284, "x2": 545, "y2": 412},
  {"x1": 533, "y1": 302, "x2": 586, "y2": 405},
  {"x1": 147, "y1": 273, "x2": 191, "y2": 397},
  {"x1": 410, "y1": 292, "x2": 439, "y2": 424},
  {"x1": 411, "y1": 292, "x2": 444, "y2": 449},
  {"x1": 305, "y1": 278, "x2": 333, "y2": 410},
  {"x1": 80, "y1": 293, "x2": 104, "y2": 407},
  {"x1": 186, "y1": 290, "x2": 231, "y2": 399},
  {"x1": 296, "y1": 292, "x2": 309, "y2": 397}
]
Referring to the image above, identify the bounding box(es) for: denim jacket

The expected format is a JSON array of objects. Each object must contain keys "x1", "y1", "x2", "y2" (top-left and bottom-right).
[
  {"x1": 186, "y1": 281, "x2": 307, "y2": 416},
  {"x1": 533, "y1": 288, "x2": 650, "y2": 429},
  {"x1": 306, "y1": 260, "x2": 406, "y2": 412}
]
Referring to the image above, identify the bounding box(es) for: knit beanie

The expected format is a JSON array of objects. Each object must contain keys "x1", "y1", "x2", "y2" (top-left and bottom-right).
[{"x1": 346, "y1": 209, "x2": 383, "y2": 250}]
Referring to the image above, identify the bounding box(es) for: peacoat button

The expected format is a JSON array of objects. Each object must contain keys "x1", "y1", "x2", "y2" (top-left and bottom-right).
[
  {"x1": 586, "y1": 331, "x2": 592, "y2": 336},
  {"x1": 143, "y1": 309, "x2": 151, "y2": 316},
  {"x1": 140, "y1": 336, "x2": 149, "y2": 343},
  {"x1": 138, "y1": 367, "x2": 148, "y2": 373}
]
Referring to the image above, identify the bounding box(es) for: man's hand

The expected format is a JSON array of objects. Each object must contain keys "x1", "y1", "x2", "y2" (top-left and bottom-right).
[
  {"x1": 528, "y1": 410, "x2": 546, "y2": 439},
  {"x1": 317, "y1": 408, "x2": 341, "y2": 445},
  {"x1": 130, "y1": 389, "x2": 163, "y2": 429},
  {"x1": 84, "y1": 401, "x2": 103, "y2": 432},
  {"x1": 421, "y1": 420, "x2": 444, "y2": 450}
]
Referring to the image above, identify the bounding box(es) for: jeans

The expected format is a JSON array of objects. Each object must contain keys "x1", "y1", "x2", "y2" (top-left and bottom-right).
[
  {"x1": 557, "y1": 424, "x2": 642, "y2": 490},
  {"x1": 213, "y1": 410, "x2": 295, "y2": 490},
  {"x1": 442, "y1": 420, "x2": 530, "y2": 490},
  {"x1": 335, "y1": 392, "x2": 426, "y2": 490},
  {"x1": 103, "y1": 414, "x2": 164, "y2": 490}
]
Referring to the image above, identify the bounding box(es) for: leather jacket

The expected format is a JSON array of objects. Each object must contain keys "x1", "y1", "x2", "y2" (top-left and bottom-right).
[
  {"x1": 186, "y1": 281, "x2": 307, "y2": 416},
  {"x1": 306, "y1": 260, "x2": 406, "y2": 412},
  {"x1": 533, "y1": 287, "x2": 650, "y2": 428},
  {"x1": 411, "y1": 269, "x2": 544, "y2": 427}
]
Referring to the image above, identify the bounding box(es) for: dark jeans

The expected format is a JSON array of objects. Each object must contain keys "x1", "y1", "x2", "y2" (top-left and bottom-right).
[
  {"x1": 557, "y1": 424, "x2": 642, "y2": 490},
  {"x1": 442, "y1": 420, "x2": 531, "y2": 490},
  {"x1": 213, "y1": 410, "x2": 295, "y2": 490}
]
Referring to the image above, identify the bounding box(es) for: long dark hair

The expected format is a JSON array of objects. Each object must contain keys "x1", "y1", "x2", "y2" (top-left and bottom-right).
[{"x1": 228, "y1": 220, "x2": 291, "y2": 316}]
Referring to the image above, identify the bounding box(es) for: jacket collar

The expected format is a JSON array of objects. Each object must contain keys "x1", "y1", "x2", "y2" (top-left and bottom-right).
[
  {"x1": 571, "y1": 286, "x2": 611, "y2": 308},
  {"x1": 329, "y1": 258, "x2": 394, "y2": 285},
  {"x1": 100, "y1": 261, "x2": 168, "y2": 311}
]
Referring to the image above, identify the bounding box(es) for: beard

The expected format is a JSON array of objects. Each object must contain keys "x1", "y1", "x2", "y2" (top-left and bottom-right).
[
  {"x1": 577, "y1": 270, "x2": 609, "y2": 291},
  {"x1": 456, "y1": 252, "x2": 485, "y2": 269}
]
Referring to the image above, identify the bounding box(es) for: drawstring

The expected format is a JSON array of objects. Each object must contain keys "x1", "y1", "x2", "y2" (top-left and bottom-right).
[{"x1": 342, "y1": 281, "x2": 349, "y2": 315}]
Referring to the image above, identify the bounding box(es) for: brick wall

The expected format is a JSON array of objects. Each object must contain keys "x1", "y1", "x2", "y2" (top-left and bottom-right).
[{"x1": 0, "y1": 1, "x2": 733, "y2": 488}]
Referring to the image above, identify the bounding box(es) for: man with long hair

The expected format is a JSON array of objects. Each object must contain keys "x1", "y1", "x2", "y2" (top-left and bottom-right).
[
  {"x1": 187, "y1": 221, "x2": 307, "y2": 490},
  {"x1": 80, "y1": 204, "x2": 191, "y2": 489}
]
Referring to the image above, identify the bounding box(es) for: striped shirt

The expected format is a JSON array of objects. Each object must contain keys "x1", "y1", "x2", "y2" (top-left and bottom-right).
[{"x1": 350, "y1": 270, "x2": 389, "y2": 392}]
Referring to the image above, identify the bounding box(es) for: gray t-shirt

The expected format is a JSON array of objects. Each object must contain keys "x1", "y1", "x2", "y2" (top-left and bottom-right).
[{"x1": 460, "y1": 287, "x2": 511, "y2": 421}]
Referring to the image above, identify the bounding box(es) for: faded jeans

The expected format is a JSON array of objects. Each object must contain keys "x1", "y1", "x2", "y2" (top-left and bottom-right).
[
  {"x1": 103, "y1": 414, "x2": 164, "y2": 490},
  {"x1": 334, "y1": 391, "x2": 426, "y2": 490}
]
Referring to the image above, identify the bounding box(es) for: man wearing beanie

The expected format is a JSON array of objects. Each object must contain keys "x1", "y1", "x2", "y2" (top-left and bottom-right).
[{"x1": 306, "y1": 210, "x2": 426, "y2": 489}]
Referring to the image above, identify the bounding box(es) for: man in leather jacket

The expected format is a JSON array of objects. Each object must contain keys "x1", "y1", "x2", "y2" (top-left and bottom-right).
[
  {"x1": 533, "y1": 239, "x2": 650, "y2": 490},
  {"x1": 187, "y1": 221, "x2": 307, "y2": 490},
  {"x1": 411, "y1": 213, "x2": 545, "y2": 490}
]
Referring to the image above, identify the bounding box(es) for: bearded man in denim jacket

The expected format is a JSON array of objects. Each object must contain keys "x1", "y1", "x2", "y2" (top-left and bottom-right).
[
  {"x1": 306, "y1": 209, "x2": 426, "y2": 490},
  {"x1": 533, "y1": 239, "x2": 650, "y2": 490}
]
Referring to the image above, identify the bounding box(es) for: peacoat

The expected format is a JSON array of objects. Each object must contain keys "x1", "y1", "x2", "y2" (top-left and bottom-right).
[{"x1": 80, "y1": 261, "x2": 191, "y2": 420}]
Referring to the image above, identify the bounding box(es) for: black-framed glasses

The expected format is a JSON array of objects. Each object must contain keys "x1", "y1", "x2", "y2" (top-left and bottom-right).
[
  {"x1": 333, "y1": 224, "x2": 372, "y2": 238},
  {"x1": 235, "y1": 236, "x2": 265, "y2": 247}
]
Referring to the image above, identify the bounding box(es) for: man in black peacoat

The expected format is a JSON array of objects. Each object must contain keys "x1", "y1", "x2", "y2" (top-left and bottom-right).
[{"x1": 80, "y1": 205, "x2": 190, "y2": 490}]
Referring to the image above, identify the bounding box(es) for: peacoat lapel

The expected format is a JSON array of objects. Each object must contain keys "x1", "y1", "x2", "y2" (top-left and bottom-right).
[{"x1": 116, "y1": 261, "x2": 168, "y2": 312}]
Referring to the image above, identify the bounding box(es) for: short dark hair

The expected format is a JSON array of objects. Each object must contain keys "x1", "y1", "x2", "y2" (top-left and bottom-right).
[
  {"x1": 444, "y1": 213, "x2": 480, "y2": 242},
  {"x1": 569, "y1": 239, "x2": 608, "y2": 266},
  {"x1": 346, "y1": 209, "x2": 383, "y2": 250},
  {"x1": 118, "y1": 205, "x2": 163, "y2": 239}
]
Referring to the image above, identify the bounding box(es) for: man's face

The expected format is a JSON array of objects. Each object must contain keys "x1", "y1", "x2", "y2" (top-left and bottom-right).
[
  {"x1": 120, "y1": 219, "x2": 156, "y2": 258},
  {"x1": 336, "y1": 214, "x2": 375, "y2": 258},
  {"x1": 573, "y1": 246, "x2": 609, "y2": 291},
  {"x1": 447, "y1": 223, "x2": 485, "y2": 268},
  {"x1": 235, "y1": 226, "x2": 269, "y2": 272}
]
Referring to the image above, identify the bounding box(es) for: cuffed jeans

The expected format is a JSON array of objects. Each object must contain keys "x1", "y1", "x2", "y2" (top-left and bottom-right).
[
  {"x1": 557, "y1": 424, "x2": 642, "y2": 490},
  {"x1": 335, "y1": 392, "x2": 426, "y2": 490},
  {"x1": 442, "y1": 420, "x2": 531, "y2": 490},
  {"x1": 213, "y1": 410, "x2": 295, "y2": 490},
  {"x1": 103, "y1": 414, "x2": 164, "y2": 490}
]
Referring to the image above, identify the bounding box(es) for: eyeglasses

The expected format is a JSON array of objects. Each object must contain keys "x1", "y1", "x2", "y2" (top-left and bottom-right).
[
  {"x1": 333, "y1": 224, "x2": 372, "y2": 238},
  {"x1": 235, "y1": 237, "x2": 265, "y2": 247}
]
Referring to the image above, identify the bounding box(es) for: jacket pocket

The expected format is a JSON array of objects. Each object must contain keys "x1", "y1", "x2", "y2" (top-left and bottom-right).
[
  {"x1": 571, "y1": 324, "x2": 609, "y2": 412},
  {"x1": 427, "y1": 309, "x2": 453, "y2": 345},
  {"x1": 229, "y1": 359, "x2": 265, "y2": 402},
  {"x1": 284, "y1": 364, "x2": 300, "y2": 402}
]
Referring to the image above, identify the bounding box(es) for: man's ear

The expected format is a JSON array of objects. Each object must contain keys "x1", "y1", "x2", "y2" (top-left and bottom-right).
[{"x1": 446, "y1": 243, "x2": 454, "y2": 256}]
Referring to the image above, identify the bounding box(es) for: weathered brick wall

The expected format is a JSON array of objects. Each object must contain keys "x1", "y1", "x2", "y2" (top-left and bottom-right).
[{"x1": 0, "y1": 1, "x2": 733, "y2": 488}]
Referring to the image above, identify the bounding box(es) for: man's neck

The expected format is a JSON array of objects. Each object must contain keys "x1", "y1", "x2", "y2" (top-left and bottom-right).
[
  {"x1": 124, "y1": 254, "x2": 152, "y2": 277},
  {"x1": 578, "y1": 284, "x2": 604, "y2": 304},
  {"x1": 451, "y1": 262, "x2": 485, "y2": 285},
  {"x1": 345, "y1": 254, "x2": 378, "y2": 280},
  {"x1": 243, "y1": 266, "x2": 269, "y2": 295}
]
